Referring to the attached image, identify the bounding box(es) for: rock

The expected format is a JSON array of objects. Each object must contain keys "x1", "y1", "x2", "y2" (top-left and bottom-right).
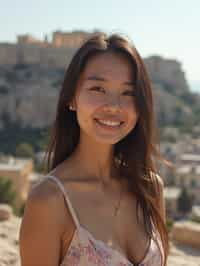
[
  {"x1": 144, "y1": 56, "x2": 189, "y2": 96},
  {"x1": 0, "y1": 215, "x2": 21, "y2": 266},
  {"x1": 168, "y1": 241, "x2": 200, "y2": 266},
  {"x1": 0, "y1": 204, "x2": 13, "y2": 221},
  {"x1": 171, "y1": 220, "x2": 200, "y2": 249}
]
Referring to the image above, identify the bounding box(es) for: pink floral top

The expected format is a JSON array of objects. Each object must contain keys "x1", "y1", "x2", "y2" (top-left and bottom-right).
[{"x1": 46, "y1": 175, "x2": 164, "y2": 266}]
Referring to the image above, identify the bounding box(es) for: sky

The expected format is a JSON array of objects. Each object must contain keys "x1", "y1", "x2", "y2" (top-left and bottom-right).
[{"x1": 0, "y1": 0, "x2": 199, "y2": 88}]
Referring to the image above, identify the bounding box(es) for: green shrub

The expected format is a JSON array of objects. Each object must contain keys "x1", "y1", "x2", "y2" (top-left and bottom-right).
[
  {"x1": 178, "y1": 187, "x2": 193, "y2": 214},
  {"x1": 190, "y1": 215, "x2": 200, "y2": 223},
  {"x1": 15, "y1": 142, "x2": 34, "y2": 158},
  {"x1": 0, "y1": 176, "x2": 27, "y2": 217},
  {"x1": 166, "y1": 217, "x2": 174, "y2": 232},
  {"x1": 13, "y1": 201, "x2": 26, "y2": 217},
  {"x1": 0, "y1": 176, "x2": 17, "y2": 206}
]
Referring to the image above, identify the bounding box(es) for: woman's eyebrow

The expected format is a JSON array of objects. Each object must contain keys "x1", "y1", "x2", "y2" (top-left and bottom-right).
[{"x1": 85, "y1": 75, "x2": 135, "y2": 86}]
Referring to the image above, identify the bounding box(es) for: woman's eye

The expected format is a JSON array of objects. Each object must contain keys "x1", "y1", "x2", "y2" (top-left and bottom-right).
[
  {"x1": 123, "y1": 90, "x2": 136, "y2": 96},
  {"x1": 89, "y1": 86, "x2": 105, "y2": 93}
]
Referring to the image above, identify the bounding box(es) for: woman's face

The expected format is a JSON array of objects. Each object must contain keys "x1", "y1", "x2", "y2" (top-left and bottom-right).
[{"x1": 70, "y1": 52, "x2": 139, "y2": 145}]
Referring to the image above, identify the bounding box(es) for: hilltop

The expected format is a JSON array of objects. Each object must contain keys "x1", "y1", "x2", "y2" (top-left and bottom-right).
[{"x1": 0, "y1": 36, "x2": 199, "y2": 154}]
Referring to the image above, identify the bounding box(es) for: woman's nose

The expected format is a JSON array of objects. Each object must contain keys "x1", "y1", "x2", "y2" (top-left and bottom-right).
[{"x1": 104, "y1": 95, "x2": 121, "y2": 111}]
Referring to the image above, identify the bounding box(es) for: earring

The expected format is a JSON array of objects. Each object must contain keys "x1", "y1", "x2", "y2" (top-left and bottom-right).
[{"x1": 69, "y1": 105, "x2": 74, "y2": 111}]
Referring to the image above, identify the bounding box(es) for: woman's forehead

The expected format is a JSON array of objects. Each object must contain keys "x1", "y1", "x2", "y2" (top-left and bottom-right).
[{"x1": 80, "y1": 52, "x2": 135, "y2": 83}]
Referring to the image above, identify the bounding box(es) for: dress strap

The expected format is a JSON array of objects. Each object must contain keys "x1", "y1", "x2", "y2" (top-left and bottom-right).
[{"x1": 46, "y1": 175, "x2": 80, "y2": 228}]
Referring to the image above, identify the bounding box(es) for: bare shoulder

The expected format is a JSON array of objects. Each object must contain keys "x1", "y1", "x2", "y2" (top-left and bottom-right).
[
  {"x1": 19, "y1": 176, "x2": 73, "y2": 266},
  {"x1": 26, "y1": 174, "x2": 75, "y2": 233},
  {"x1": 29, "y1": 176, "x2": 60, "y2": 201},
  {"x1": 26, "y1": 177, "x2": 65, "y2": 225}
]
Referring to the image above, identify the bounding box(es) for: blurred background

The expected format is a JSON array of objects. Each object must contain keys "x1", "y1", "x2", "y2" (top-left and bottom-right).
[{"x1": 0, "y1": 0, "x2": 200, "y2": 265}]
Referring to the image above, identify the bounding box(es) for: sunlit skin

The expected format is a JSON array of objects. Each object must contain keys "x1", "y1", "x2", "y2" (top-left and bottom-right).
[{"x1": 68, "y1": 52, "x2": 139, "y2": 184}]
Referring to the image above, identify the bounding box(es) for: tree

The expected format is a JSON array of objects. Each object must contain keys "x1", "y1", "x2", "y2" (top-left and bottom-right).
[
  {"x1": 177, "y1": 187, "x2": 193, "y2": 214},
  {"x1": 15, "y1": 142, "x2": 34, "y2": 158},
  {"x1": 0, "y1": 176, "x2": 17, "y2": 205}
]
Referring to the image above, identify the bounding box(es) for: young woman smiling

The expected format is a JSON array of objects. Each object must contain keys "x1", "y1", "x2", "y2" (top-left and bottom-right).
[{"x1": 19, "y1": 32, "x2": 169, "y2": 266}]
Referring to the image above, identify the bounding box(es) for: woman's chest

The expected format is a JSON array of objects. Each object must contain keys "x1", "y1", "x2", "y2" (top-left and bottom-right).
[{"x1": 61, "y1": 185, "x2": 151, "y2": 264}]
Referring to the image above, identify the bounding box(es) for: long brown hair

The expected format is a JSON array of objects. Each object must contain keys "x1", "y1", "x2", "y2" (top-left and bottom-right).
[{"x1": 45, "y1": 32, "x2": 169, "y2": 265}]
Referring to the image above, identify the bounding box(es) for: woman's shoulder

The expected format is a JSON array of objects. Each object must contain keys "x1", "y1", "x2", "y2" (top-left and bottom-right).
[
  {"x1": 28, "y1": 170, "x2": 77, "y2": 225},
  {"x1": 30, "y1": 160, "x2": 73, "y2": 198},
  {"x1": 22, "y1": 173, "x2": 75, "y2": 242},
  {"x1": 27, "y1": 164, "x2": 77, "y2": 215},
  {"x1": 25, "y1": 175, "x2": 65, "y2": 225},
  {"x1": 19, "y1": 174, "x2": 71, "y2": 266},
  {"x1": 29, "y1": 174, "x2": 63, "y2": 206}
]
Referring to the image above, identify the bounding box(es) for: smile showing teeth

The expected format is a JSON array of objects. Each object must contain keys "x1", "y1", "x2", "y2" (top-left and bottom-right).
[{"x1": 95, "y1": 119, "x2": 122, "y2": 127}]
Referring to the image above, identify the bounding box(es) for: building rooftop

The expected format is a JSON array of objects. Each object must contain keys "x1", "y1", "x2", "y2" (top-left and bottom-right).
[
  {"x1": 176, "y1": 165, "x2": 200, "y2": 175},
  {"x1": 0, "y1": 156, "x2": 32, "y2": 171},
  {"x1": 180, "y1": 154, "x2": 200, "y2": 162},
  {"x1": 192, "y1": 205, "x2": 200, "y2": 217},
  {"x1": 164, "y1": 187, "x2": 181, "y2": 199}
]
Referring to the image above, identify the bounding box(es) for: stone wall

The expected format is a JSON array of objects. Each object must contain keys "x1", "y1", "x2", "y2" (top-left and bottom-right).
[
  {"x1": 39, "y1": 46, "x2": 76, "y2": 68},
  {"x1": 0, "y1": 43, "x2": 77, "y2": 68},
  {"x1": 172, "y1": 221, "x2": 200, "y2": 249},
  {"x1": 0, "y1": 44, "x2": 17, "y2": 65},
  {"x1": 52, "y1": 31, "x2": 90, "y2": 47},
  {"x1": 0, "y1": 31, "x2": 92, "y2": 67}
]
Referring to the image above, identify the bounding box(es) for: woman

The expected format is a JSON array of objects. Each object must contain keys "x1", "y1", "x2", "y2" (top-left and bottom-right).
[{"x1": 19, "y1": 32, "x2": 169, "y2": 266}]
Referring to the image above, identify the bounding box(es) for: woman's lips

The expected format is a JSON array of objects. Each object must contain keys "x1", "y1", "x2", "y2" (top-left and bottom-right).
[{"x1": 94, "y1": 118, "x2": 124, "y2": 130}]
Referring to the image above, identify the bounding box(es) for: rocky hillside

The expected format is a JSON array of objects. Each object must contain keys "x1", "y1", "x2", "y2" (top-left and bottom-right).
[
  {"x1": 0, "y1": 64, "x2": 62, "y2": 129},
  {"x1": 144, "y1": 56, "x2": 200, "y2": 127},
  {"x1": 0, "y1": 55, "x2": 200, "y2": 153}
]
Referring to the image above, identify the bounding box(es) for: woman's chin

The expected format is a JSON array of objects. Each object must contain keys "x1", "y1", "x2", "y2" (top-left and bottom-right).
[{"x1": 91, "y1": 134, "x2": 124, "y2": 145}]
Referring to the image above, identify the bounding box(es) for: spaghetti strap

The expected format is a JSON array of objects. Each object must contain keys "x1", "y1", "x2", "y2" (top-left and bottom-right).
[{"x1": 46, "y1": 175, "x2": 80, "y2": 228}]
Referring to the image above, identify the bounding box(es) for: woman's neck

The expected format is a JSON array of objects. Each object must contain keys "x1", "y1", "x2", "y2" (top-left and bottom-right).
[{"x1": 69, "y1": 134, "x2": 115, "y2": 185}]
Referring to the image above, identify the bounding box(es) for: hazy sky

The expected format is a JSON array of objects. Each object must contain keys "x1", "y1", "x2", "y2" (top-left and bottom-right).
[{"x1": 0, "y1": 0, "x2": 199, "y2": 83}]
